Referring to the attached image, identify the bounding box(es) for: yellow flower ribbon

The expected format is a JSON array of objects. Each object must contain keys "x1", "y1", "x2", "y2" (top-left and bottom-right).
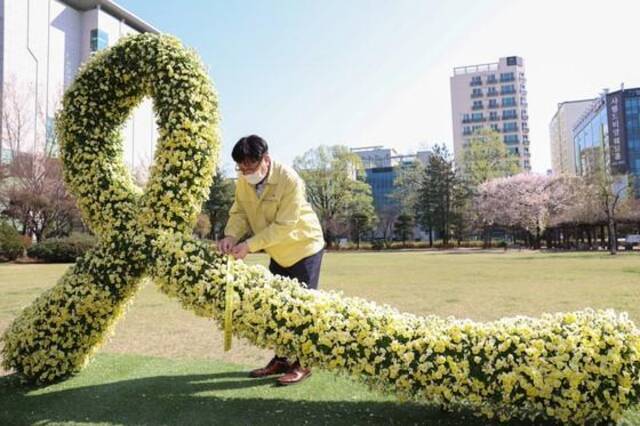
[{"x1": 223, "y1": 260, "x2": 234, "y2": 351}]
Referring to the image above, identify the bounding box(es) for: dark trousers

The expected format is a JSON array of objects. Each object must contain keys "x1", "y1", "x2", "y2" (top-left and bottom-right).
[
  {"x1": 269, "y1": 249, "x2": 324, "y2": 290},
  {"x1": 269, "y1": 249, "x2": 323, "y2": 365}
]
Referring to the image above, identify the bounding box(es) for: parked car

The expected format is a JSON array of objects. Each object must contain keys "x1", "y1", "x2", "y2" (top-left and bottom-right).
[{"x1": 624, "y1": 234, "x2": 640, "y2": 250}]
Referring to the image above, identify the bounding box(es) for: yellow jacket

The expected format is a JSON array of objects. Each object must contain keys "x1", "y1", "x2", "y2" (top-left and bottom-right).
[{"x1": 224, "y1": 160, "x2": 325, "y2": 267}]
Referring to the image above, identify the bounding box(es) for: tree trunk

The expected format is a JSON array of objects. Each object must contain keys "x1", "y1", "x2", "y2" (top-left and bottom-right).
[{"x1": 608, "y1": 217, "x2": 617, "y2": 255}]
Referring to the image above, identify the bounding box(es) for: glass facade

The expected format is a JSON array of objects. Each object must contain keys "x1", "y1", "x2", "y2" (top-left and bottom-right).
[
  {"x1": 574, "y1": 104, "x2": 608, "y2": 175},
  {"x1": 625, "y1": 96, "x2": 640, "y2": 192},
  {"x1": 574, "y1": 89, "x2": 640, "y2": 195},
  {"x1": 364, "y1": 167, "x2": 398, "y2": 212}
]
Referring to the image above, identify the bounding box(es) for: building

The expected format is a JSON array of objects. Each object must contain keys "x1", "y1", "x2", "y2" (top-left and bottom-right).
[
  {"x1": 549, "y1": 99, "x2": 596, "y2": 175},
  {"x1": 573, "y1": 85, "x2": 640, "y2": 194},
  {"x1": 1, "y1": 0, "x2": 159, "y2": 170},
  {"x1": 450, "y1": 56, "x2": 531, "y2": 171},
  {"x1": 351, "y1": 146, "x2": 430, "y2": 213}
]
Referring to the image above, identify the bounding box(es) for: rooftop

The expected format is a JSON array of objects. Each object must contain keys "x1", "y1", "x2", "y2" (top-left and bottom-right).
[{"x1": 60, "y1": 0, "x2": 160, "y2": 34}]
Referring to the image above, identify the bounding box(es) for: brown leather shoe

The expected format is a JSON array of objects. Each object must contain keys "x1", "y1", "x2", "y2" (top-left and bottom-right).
[
  {"x1": 276, "y1": 362, "x2": 312, "y2": 386},
  {"x1": 249, "y1": 357, "x2": 290, "y2": 378}
]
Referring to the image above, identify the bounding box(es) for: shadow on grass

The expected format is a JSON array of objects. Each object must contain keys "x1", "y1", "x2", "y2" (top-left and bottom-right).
[{"x1": 0, "y1": 372, "x2": 552, "y2": 426}]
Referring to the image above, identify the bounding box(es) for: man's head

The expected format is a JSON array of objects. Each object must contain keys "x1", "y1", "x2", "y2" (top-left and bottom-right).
[{"x1": 232, "y1": 135, "x2": 270, "y2": 184}]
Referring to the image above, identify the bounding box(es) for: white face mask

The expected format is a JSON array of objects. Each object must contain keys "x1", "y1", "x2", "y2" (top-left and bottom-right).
[{"x1": 242, "y1": 169, "x2": 266, "y2": 185}]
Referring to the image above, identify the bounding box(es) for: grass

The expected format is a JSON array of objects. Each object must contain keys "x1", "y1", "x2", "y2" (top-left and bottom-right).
[{"x1": 1, "y1": 250, "x2": 639, "y2": 424}]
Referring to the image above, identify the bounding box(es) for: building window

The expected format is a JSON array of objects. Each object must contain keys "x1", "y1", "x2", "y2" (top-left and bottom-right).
[
  {"x1": 471, "y1": 112, "x2": 484, "y2": 122},
  {"x1": 489, "y1": 111, "x2": 499, "y2": 121},
  {"x1": 471, "y1": 88, "x2": 483, "y2": 98},
  {"x1": 472, "y1": 100, "x2": 484, "y2": 110},
  {"x1": 487, "y1": 74, "x2": 497, "y2": 84},
  {"x1": 487, "y1": 87, "x2": 499, "y2": 97},
  {"x1": 90, "y1": 29, "x2": 109, "y2": 52},
  {"x1": 490, "y1": 124, "x2": 499, "y2": 132},
  {"x1": 470, "y1": 76, "x2": 482, "y2": 86},
  {"x1": 501, "y1": 84, "x2": 516, "y2": 95},
  {"x1": 504, "y1": 134, "x2": 519, "y2": 144},
  {"x1": 500, "y1": 72, "x2": 515, "y2": 82},
  {"x1": 489, "y1": 99, "x2": 499, "y2": 108},
  {"x1": 502, "y1": 109, "x2": 517, "y2": 120},
  {"x1": 503, "y1": 122, "x2": 518, "y2": 133},
  {"x1": 502, "y1": 97, "x2": 516, "y2": 107}
]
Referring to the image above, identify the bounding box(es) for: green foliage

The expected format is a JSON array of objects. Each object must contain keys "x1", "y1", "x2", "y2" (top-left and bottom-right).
[
  {"x1": 391, "y1": 161, "x2": 424, "y2": 214},
  {"x1": 27, "y1": 233, "x2": 96, "y2": 262},
  {"x1": 294, "y1": 145, "x2": 376, "y2": 245},
  {"x1": 202, "y1": 169, "x2": 234, "y2": 240},
  {"x1": 0, "y1": 222, "x2": 24, "y2": 261},
  {"x1": 393, "y1": 213, "x2": 413, "y2": 246},
  {"x1": 417, "y1": 144, "x2": 467, "y2": 246},
  {"x1": 462, "y1": 129, "x2": 521, "y2": 187}
]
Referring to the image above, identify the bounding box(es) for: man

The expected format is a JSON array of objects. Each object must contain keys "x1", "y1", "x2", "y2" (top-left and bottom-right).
[{"x1": 218, "y1": 134, "x2": 325, "y2": 386}]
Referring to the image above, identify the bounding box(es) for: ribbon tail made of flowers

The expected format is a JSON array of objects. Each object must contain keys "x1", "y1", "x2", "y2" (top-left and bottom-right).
[{"x1": 223, "y1": 259, "x2": 234, "y2": 352}]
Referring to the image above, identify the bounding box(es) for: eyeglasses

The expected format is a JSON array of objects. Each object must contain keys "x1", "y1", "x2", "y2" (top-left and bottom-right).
[{"x1": 234, "y1": 159, "x2": 262, "y2": 175}]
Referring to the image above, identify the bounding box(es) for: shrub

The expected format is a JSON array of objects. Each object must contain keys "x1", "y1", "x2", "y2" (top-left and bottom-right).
[
  {"x1": 0, "y1": 222, "x2": 24, "y2": 261},
  {"x1": 27, "y1": 233, "x2": 96, "y2": 262}
]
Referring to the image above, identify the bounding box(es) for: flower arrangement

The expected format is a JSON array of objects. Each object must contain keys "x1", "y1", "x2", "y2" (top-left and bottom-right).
[{"x1": 1, "y1": 34, "x2": 638, "y2": 424}]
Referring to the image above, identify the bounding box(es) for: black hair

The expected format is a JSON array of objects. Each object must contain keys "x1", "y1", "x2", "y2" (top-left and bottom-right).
[{"x1": 231, "y1": 135, "x2": 269, "y2": 163}]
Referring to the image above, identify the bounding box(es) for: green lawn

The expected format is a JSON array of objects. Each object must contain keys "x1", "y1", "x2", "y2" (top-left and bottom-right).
[{"x1": 1, "y1": 250, "x2": 639, "y2": 425}]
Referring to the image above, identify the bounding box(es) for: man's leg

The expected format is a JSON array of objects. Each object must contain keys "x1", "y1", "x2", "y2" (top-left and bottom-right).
[
  {"x1": 276, "y1": 250, "x2": 324, "y2": 385},
  {"x1": 248, "y1": 251, "x2": 324, "y2": 382},
  {"x1": 247, "y1": 258, "x2": 295, "y2": 378}
]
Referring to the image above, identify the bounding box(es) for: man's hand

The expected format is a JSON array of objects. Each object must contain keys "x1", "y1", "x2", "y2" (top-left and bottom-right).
[
  {"x1": 217, "y1": 236, "x2": 237, "y2": 254},
  {"x1": 230, "y1": 242, "x2": 250, "y2": 260}
]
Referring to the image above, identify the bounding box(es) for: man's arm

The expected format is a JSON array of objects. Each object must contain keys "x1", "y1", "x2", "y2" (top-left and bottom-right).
[
  {"x1": 245, "y1": 177, "x2": 303, "y2": 253},
  {"x1": 224, "y1": 188, "x2": 251, "y2": 240}
]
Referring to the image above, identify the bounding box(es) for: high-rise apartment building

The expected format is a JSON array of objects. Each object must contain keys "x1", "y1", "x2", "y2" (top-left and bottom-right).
[
  {"x1": 1, "y1": 0, "x2": 159, "y2": 170},
  {"x1": 450, "y1": 56, "x2": 530, "y2": 170},
  {"x1": 549, "y1": 99, "x2": 596, "y2": 175}
]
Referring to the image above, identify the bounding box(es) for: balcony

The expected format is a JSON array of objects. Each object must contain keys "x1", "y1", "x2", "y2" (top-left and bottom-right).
[
  {"x1": 470, "y1": 79, "x2": 482, "y2": 86},
  {"x1": 486, "y1": 90, "x2": 499, "y2": 97},
  {"x1": 500, "y1": 75, "x2": 515, "y2": 83},
  {"x1": 471, "y1": 92, "x2": 484, "y2": 98},
  {"x1": 503, "y1": 126, "x2": 519, "y2": 133},
  {"x1": 487, "y1": 77, "x2": 498, "y2": 84},
  {"x1": 502, "y1": 114, "x2": 517, "y2": 120},
  {"x1": 501, "y1": 89, "x2": 516, "y2": 95},
  {"x1": 463, "y1": 129, "x2": 472, "y2": 135},
  {"x1": 488, "y1": 103, "x2": 500, "y2": 109},
  {"x1": 489, "y1": 115, "x2": 500, "y2": 121},
  {"x1": 472, "y1": 104, "x2": 484, "y2": 110}
]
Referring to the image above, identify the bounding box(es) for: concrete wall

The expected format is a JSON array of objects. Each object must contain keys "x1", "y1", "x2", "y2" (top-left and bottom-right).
[{"x1": 1, "y1": 0, "x2": 158, "y2": 172}]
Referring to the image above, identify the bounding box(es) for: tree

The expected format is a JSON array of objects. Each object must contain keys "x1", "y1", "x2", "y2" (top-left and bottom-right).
[
  {"x1": 294, "y1": 145, "x2": 376, "y2": 247},
  {"x1": 462, "y1": 129, "x2": 521, "y2": 187},
  {"x1": 391, "y1": 160, "x2": 424, "y2": 214},
  {"x1": 582, "y1": 143, "x2": 629, "y2": 255},
  {"x1": 346, "y1": 181, "x2": 377, "y2": 249},
  {"x1": 2, "y1": 153, "x2": 80, "y2": 241},
  {"x1": 416, "y1": 144, "x2": 461, "y2": 247},
  {"x1": 474, "y1": 173, "x2": 579, "y2": 249},
  {"x1": 393, "y1": 213, "x2": 413, "y2": 247},
  {"x1": 201, "y1": 168, "x2": 235, "y2": 240}
]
